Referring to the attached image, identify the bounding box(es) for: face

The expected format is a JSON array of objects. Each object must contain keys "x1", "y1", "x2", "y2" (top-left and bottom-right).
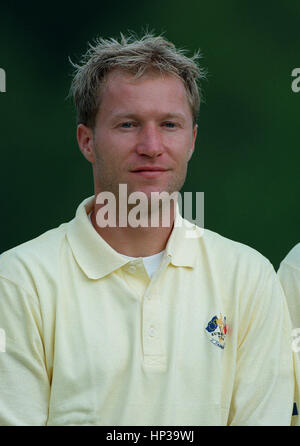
[{"x1": 77, "y1": 69, "x2": 197, "y2": 203}]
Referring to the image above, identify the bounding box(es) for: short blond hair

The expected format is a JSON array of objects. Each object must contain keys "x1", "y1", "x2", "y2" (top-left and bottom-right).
[{"x1": 69, "y1": 31, "x2": 206, "y2": 128}]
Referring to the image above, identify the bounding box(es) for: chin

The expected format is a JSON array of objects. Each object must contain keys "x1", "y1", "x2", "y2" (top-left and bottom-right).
[{"x1": 135, "y1": 186, "x2": 171, "y2": 197}]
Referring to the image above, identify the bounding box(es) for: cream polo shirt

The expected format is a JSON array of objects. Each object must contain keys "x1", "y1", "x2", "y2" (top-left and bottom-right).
[
  {"x1": 278, "y1": 243, "x2": 300, "y2": 425},
  {"x1": 121, "y1": 251, "x2": 165, "y2": 279},
  {"x1": 0, "y1": 196, "x2": 295, "y2": 426},
  {"x1": 88, "y1": 211, "x2": 165, "y2": 278},
  {"x1": 278, "y1": 243, "x2": 300, "y2": 330}
]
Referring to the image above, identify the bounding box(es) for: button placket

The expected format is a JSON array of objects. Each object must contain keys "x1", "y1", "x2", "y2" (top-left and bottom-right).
[
  {"x1": 141, "y1": 255, "x2": 171, "y2": 368},
  {"x1": 129, "y1": 265, "x2": 136, "y2": 273},
  {"x1": 143, "y1": 295, "x2": 161, "y2": 352},
  {"x1": 120, "y1": 260, "x2": 150, "y2": 302}
]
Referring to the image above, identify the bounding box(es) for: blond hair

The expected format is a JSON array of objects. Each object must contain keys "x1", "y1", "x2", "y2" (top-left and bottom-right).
[{"x1": 69, "y1": 31, "x2": 206, "y2": 128}]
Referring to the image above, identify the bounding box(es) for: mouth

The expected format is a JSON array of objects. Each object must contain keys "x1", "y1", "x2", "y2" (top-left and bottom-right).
[{"x1": 131, "y1": 166, "x2": 168, "y2": 178}]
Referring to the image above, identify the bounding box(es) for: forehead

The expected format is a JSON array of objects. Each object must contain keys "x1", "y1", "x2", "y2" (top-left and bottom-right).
[{"x1": 99, "y1": 69, "x2": 191, "y2": 116}]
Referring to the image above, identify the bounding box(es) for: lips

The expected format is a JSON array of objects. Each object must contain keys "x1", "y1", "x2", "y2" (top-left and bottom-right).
[
  {"x1": 131, "y1": 166, "x2": 168, "y2": 178},
  {"x1": 132, "y1": 166, "x2": 167, "y2": 172}
]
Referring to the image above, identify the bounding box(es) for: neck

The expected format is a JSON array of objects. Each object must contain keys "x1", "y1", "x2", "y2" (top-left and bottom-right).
[{"x1": 90, "y1": 198, "x2": 175, "y2": 257}]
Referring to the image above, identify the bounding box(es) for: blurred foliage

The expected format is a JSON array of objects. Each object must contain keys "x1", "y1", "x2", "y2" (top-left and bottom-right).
[{"x1": 0, "y1": 0, "x2": 299, "y2": 269}]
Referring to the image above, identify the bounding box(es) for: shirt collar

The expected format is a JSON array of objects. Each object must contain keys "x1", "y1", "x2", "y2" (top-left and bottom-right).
[{"x1": 66, "y1": 196, "x2": 201, "y2": 279}]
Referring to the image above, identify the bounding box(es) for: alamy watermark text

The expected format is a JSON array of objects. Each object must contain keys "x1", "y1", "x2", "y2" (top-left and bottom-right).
[{"x1": 0, "y1": 68, "x2": 6, "y2": 93}]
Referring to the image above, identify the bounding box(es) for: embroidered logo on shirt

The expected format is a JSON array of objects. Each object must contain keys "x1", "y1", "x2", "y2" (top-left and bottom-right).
[{"x1": 205, "y1": 313, "x2": 227, "y2": 349}]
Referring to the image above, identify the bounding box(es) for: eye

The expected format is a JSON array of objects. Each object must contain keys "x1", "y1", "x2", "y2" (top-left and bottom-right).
[
  {"x1": 120, "y1": 122, "x2": 136, "y2": 129},
  {"x1": 163, "y1": 122, "x2": 177, "y2": 129}
]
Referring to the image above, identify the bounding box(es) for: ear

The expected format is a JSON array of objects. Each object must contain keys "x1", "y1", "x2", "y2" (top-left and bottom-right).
[
  {"x1": 77, "y1": 124, "x2": 95, "y2": 163},
  {"x1": 187, "y1": 124, "x2": 198, "y2": 161}
]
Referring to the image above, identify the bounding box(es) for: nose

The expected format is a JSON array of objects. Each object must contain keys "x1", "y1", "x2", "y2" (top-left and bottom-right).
[{"x1": 135, "y1": 123, "x2": 164, "y2": 158}]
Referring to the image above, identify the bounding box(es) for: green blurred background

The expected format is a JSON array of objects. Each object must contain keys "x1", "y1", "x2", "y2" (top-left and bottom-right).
[{"x1": 0, "y1": 0, "x2": 299, "y2": 270}]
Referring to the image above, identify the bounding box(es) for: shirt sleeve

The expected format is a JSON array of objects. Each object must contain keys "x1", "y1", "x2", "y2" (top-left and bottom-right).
[
  {"x1": 228, "y1": 264, "x2": 294, "y2": 426},
  {"x1": 278, "y1": 261, "x2": 300, "y2": 426},
  {"x1": 0, "y1": 276, "x2": 50, "y2": 425},
  {"x1": 278, "y1": 261, "x2": 300, "y2": 330}
]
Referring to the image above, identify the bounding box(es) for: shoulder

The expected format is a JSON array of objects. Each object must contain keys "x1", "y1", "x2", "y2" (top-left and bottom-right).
[
  {"x1": 198, "y1": 226, "x2": 273, "y2": 272},
  {"x1": 178, "y1": 222, "x2": 275, "y2": 297},
  {"x1": 279, "y1": 243, "x2": 300, "y2": 272},
  {"x1": 186, "y1": 226, "x2": 283, "y2": 318},
  {"x1": 0, "y1": 222, "x2": 69, "y2": 295}
]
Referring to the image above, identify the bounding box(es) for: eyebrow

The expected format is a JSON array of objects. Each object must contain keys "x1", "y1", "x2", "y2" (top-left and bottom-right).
[{"x1": 110, "y1": 112, "x2": 187, "y2": 122}]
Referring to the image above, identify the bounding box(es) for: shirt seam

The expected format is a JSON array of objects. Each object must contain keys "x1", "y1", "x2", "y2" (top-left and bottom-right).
[
  {"x1": 0, "y1": 274, "x2": 40, "y2": 300},
  {"x1": 0, "y1": 274, "x2": 50, "y2": 424},
  {"x1": 0, "y1": 275, "x2": 45, "y2": 351}
]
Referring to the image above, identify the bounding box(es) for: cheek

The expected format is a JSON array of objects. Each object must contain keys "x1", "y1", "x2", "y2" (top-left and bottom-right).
[
  {"x1": 167, "y1": 135, "x2": 193, "y2": 162},
  {"x1": 101, "y1": 131, "x2": 134, "y2": 157},
  {"x1": 94, "y1": 132, "x2": 119, "y2": 158}
]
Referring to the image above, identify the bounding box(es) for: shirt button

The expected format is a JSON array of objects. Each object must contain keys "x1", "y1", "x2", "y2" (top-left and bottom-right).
[
  {"x1": 127, "y1": 264, "x2": 136, "y2": 273},
  {"x1": 149, "y1": 326, "x2": 156, "y2": 337}
]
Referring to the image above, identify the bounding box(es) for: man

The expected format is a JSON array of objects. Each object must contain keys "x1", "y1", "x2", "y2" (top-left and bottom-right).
[
  {"x1": 278, "y1": 244, "x2": 300, "y2": 330},
  {"x1": 0, "y1": 32, "x2": 295, "y2": 425},
  {"x1": 278, "y1": 243, "x2": 300, "y2": 425}
]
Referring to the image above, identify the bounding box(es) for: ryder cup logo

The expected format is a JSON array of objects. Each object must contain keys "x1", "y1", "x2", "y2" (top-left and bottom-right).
[{"x1": 205, "y1": 314, "x2": 227, "y2": 349}]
